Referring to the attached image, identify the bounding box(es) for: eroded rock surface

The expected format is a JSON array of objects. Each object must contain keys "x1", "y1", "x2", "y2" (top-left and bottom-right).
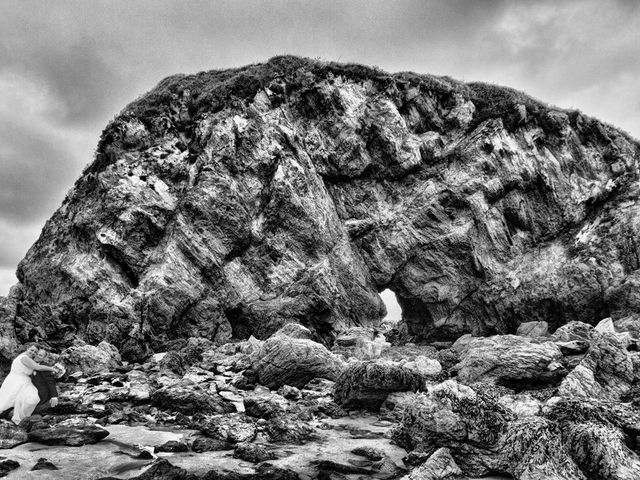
[{"x1": 3, "y1": 56, "x2": 639, "y2": 359}]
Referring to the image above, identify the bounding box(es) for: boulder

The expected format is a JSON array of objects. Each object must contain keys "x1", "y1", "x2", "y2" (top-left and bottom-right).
[
  {"x1": 450, "y1": 334, "x2": 480, "y2": 355},
  {"x1": 403, "y1": 356, "x2": 442, "y2": 377},
  {"x1": 126, "y1": 370, "x2": 153, "y2": 401},
  {"x1": 300, "y1": 378, "x2": 335, "y2": 398},
  {"x1": 333, "y1": 360, "x2": 425, "y2": 409},
  {"x1": 31, "y1": 458, "x2": 58, "y2": 470},
  {"x1": 454, "y1": 335, "x2": 564, "y2": 387},
  {"x1": 233, "y1": 442, "x2": 278, "y2": 463},
  {"x1": 613, "y1": 315, "x2": 640, "y2": 339},
  {"x1": 402, "y1": 447, "x2": 464, "y2": 480},
  {"x1": 60, "y1": 341, "x2": 122, "y2": 376},
  {"x1": 544, "y1": 398, "x2": 640, "y2": 480},
  {"x1": 28, "y1": 424, "x2": 109, "y2": 446},
  {"x1": 190, "y1": 437, "x2": 232, "y2": 453},
  {"x1": 551, "y1": 322, "x2": 595, "y2": 343},
  {"x1": 516, "y1": 321, "x2": 549, "y2": 338},
  {"x1": 244, "y1": 394, "x2": 288, "y2": 419},
  {"x1": 0, "y1": 420, "x2": 28, "y2": 448},
  {"x1": 351, "y1": 446, "x2": 386, "y2": 461},
  {"x1": 151, "y1": 381, "x2": 235, "y2": 415},
  {"x1": 499, "y1": 417, "x2": 585, "y2": 480},
  {"x1": 0, "y1": 458, "x2": 20, "y2": 476},
  {"x1": 395, "y1": 380, "x2": 515, "y2": 476},
  {"x1": 273, "y1": 323, "x2": 314, "y2": 340},
  {"x1": 96, "y1": 459, "x2": 192, "y2": 480},
  {"x1": 264, "y1": 414, "x2": 315, "y2": 444},
  {"x1": 199, "y1": 414, "x2": 257, "y2": 443},
  {"x1": 558, "y1": 331, "x2": 636, "y2": 401},
  {"x1": 278, "y1": 385, "x2": 301, "y2": 401},
  {"x1": 497, "y1": 393, "x2": 542, "y2": 418},
  {"x1": 154, "y1": 440, "x2": 189, "y2": 453},
  {"x1": 380, "y1": 392, "x2": 420, "y2": 421},
  {"x1": 563, "y1": 422, "x2": 640, "y2": 480},
  {"x1": 157, "y1": 350, "x2": 185, "y2": 375},
  {"x1": 252, "y1": 334, "x2": 345, "y2": 389},
  {"x1": 554, "y1": 340, "x2": 589, "y2": 356}
]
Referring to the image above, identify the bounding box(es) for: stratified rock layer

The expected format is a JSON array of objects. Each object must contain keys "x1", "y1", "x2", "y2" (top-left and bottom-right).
[{"x1": 4, "y1": 56, "x2": 640, "y2": 358}]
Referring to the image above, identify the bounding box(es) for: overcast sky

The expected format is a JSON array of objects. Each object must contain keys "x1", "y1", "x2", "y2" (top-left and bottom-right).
[{"x1": 1, "y1": 1, "x2": 639, "y2": 316}]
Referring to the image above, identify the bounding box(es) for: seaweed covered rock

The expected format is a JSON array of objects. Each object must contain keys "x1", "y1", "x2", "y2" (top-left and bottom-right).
[
  {"x1": 499, "y1": 417, "x2": 585, "y2": 480},
  {"x1": 252, "y1": 334, "x2": 345, "y2": 389},
  {"x1": 454, "y1": 335, "x2": 564, "y2": 387},
  {"x1": 394, "y1": 380, "x2": 515, "y2": 476},
  {"x1": 333, "y1": 360, "x2": 425, "y2": 409},
  {"x1": 563, "y1": 422, "x2": 640, "y2": 480},
  {"x1": 544, "y1": 397, "x2": 640, "y2": 480}
]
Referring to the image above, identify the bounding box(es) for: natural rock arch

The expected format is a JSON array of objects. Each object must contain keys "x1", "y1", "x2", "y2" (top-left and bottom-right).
[{"x1": 3, "y1": 56, "x2": 640, "y2": 361}]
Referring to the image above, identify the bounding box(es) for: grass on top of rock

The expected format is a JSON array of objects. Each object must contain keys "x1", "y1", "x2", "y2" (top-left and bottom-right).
[{"x1": 108, "y1": 55, "x2": 585, "y2": 144}]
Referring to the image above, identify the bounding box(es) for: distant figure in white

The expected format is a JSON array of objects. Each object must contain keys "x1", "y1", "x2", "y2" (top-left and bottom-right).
[
  {"x1": 356, "y1": 329, "x2": 390, "y2": 359},
  {"x1": 0, "y1": 345, "x2": 57, "y2": 424}
]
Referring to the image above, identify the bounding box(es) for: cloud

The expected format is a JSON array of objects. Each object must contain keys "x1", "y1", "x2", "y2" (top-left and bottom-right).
[
  {"x1": 0, "y1": 72, "x2": 90, "y2": 222},
  {"x1": 0, "y1": 220, "x2": 42, "y2": 269},
  {"x1": 0, "y1": 268, "x2": 19, "y2": 299}
]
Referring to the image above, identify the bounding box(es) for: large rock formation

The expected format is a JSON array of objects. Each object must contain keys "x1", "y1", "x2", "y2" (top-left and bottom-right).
[{"x1": 3, "y1": 56, "x2": 640, "y2": 360}]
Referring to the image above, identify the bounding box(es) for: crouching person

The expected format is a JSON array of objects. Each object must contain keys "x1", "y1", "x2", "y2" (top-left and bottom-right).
[{"x1": 31, "y1": 350, "x2": 61, "y2": 413}]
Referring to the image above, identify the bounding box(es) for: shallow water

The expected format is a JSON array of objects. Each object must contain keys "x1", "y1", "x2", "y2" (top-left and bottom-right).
[{"x1": 2, "y1": 417, "x2": 510, "y2": 479}]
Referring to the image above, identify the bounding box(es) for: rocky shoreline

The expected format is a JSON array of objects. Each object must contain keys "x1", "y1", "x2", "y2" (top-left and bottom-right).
[{"x1": 1, "y1": 319, "x2": 639, "y2": 479}]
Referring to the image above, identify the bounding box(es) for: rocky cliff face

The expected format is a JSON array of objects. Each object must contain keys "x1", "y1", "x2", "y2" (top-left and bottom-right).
[{"x1": 3, "y1": 56, "x2": 639, "y2": 361}]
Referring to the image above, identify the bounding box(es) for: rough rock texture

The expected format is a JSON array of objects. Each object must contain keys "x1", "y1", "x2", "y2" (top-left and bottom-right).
[
  {"x1": 395, "y1": 380, "x2": 514, "y2": 476},
  {"x1": 544, "y1": 398, "x2": 640, "y2": 480},
  {"x1": 4, "y1": 56, "x2": 640, "y2": 358},
  {"x1": 60, "y1": 341, "x2": 122, "y2": 375},
  {"x1": 333, "y1": 360, "x2": 425, "y2": 409},
  {"x1": 198, "y1": 414, "x2": 257, "y2": 443},
  {"x1": 454, "y1": 335, "x2": 564, "y2": 387},
  {"x1": 151, "y1": 381, "x2": 236, "y2": 415},
  {"x1": 558, "y1": 331, "x2": 639, "y2": 401},
  {"x1": 251, "y1": 333, "x2": 345, "y2": 389},
  {"x1": 516, "y1": 321, "x2": 549, "y2": 338},
  {"x1": 27, "y1": 424, "x2": 110, "y2": 446},
  {"x1": 498, "y1": 417, "x2": 585, "y2": 480},
  {"x1": 0, "y1": 420, "x2": 28, "y2": 448},
  {"x1": 402, "y1": 447, "x2": 464, "y2": 480}
]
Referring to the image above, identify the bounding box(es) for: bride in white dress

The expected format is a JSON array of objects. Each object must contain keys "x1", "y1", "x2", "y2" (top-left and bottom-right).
[{"x1": 0, "y1": 345, "x2": 57, "y2": 424}]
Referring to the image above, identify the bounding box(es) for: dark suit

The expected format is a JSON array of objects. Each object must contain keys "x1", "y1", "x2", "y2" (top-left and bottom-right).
[{"x1": 31, "y1": 371, "x2": 58, "y2": 406}]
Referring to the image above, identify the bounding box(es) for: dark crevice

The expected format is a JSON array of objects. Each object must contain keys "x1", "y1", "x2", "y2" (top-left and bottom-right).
[{"x1": 99, "y1": 244, "x2": 139, "y2": 288}]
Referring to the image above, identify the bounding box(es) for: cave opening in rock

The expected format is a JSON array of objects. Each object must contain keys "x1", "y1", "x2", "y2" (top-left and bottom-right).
[{"x1": 380, "y1": 289, "x2": 402, "y2": 323}]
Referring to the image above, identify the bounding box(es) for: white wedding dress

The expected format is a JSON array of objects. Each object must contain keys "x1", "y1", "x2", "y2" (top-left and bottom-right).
[{"x1": 0, "y1": 354, "x2": 41, "y2": 424}]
